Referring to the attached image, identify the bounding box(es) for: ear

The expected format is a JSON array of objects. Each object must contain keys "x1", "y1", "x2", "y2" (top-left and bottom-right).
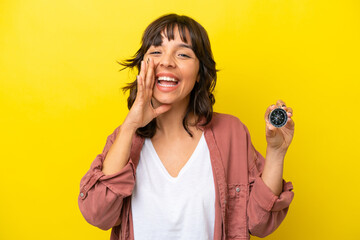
[{"x1": 196, "y1": 74, "x2": 200, "y2": 83}]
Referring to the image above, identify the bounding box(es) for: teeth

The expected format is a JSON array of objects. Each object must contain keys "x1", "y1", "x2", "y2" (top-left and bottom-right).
[
  {"x1": 158, "y1": 82, "x2": 177, "y2": 87},
  {"x1": 157, "y1": 76, "x2": 178, "y2": 82}
]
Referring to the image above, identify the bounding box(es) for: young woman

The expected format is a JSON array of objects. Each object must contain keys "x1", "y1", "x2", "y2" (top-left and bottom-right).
[{"x1": 78, "y1": 14, "x2": 295, "y2": 240}]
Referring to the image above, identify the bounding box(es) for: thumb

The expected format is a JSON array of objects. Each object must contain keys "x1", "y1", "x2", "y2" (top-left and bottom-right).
[
  {"x1": 266, "y1": 123, "x2": 276, "y2": 138},
  {"x1": 154, "y1": 104, "x2": 172, "y2": 117}
]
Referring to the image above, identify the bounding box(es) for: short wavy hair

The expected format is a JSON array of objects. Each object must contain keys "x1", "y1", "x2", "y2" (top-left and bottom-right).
[{"x1": 120, "y1": 14, "x2": 217, "y2": 138}]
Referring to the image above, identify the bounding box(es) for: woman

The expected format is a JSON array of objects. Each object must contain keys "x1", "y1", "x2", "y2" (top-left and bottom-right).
[{"x1": 78, "y1": 14, "x2": 294, "y2": 240}]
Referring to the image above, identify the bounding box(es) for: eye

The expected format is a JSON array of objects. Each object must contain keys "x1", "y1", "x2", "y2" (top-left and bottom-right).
[
  {"x1": 178, "y1": 53, "x2": 191, "y2": 58},
  {"x1": 149, "y1": 51, "x2": 161, "y2": 55}
]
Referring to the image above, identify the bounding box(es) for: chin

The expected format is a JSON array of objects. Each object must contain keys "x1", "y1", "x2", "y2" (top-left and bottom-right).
[
  {"x1": 152, "y1": 94, "x2": 175, "y2": 106},
  {"x1": 152, "y1": 90, "x2": 190, "y2": 108}
]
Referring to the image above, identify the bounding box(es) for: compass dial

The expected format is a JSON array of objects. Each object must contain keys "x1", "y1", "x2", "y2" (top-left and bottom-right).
[{"x1": 269, "y1": 108, "x2": 288, "y2": 128}]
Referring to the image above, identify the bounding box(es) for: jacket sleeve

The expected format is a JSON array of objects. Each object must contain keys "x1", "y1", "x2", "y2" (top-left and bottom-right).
[
  {"x1": 244, "y1": 125, "x2": 294, "y2": 238},
  {"x1": 78, "y1": 127, "x2": 136, "y2": 230}
]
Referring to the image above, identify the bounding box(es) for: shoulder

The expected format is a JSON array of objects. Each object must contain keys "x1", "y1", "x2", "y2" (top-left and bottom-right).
[
  {"x1": 208, "y1": 112, "x2": 250, "y2": 138},
  {"x1": 210, "y1": 112, "x2": 247, "y2": 130}
]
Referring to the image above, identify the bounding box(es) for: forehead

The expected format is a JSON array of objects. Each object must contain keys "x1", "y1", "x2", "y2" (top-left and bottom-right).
[{"x1": 152, "y1": 24, "x2": 192, "y2": 47}]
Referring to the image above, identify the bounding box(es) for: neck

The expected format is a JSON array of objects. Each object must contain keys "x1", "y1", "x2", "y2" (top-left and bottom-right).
[{"x1": 152, "y1": 98, "x2": 197, "y2": 139}]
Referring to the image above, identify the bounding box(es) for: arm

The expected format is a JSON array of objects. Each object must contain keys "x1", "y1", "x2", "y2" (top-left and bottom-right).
[
  {"x1": 247, "y1": 147, "x2": 294, "y2": 237},
  {"x1": 78, "y1": 58, "x2": 171, "y2": 230},
  {"x1": 261, "y1": 148, "x2": 285, "y2": 196},
  {"x1": 261, "y1": 100, "x2": 295, "y2": 196},
  {"x1": 102, "y1": 123, "x2": 137, "y2": 175},
  {"x1": 78, "y1": 126, "x2": 137, "y2": 230},
  {"x1": 247, "y1": 100, "x2": 295, "y2": 237}
]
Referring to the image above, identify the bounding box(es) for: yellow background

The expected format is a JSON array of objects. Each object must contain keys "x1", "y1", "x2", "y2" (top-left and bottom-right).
[{"x1": 1, "y1": 0, "x2": 359, "y2": 239}]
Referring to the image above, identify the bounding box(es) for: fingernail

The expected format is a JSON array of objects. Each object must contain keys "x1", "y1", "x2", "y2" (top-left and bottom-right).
[{"x1": 147, "y1": 58, "x2": 150, "y2": 64}]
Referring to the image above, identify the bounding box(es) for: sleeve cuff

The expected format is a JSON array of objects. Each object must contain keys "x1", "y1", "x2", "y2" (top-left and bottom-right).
[
  {"x1": 80, "y1": 159, "x2": 136, "y2": 199},
  {"x1": 251, "y1": 176, "x2": 294, "y2": 212},
  {"x1": 99, "y1": 159, "x2": 136, "y2": 197}
]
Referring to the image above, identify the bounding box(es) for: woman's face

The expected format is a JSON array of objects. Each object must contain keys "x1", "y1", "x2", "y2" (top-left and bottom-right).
[{"x1": 144, "y1": 27, "x2": 200, "y2": 109}]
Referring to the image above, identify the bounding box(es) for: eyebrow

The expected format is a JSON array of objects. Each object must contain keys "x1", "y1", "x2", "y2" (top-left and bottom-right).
[
  {"x1": 177, "y1": 43, "x2": 193, "y2": 50},
  {"x1": 152, "y1": 43, "x2": 194, "y2": 51}
]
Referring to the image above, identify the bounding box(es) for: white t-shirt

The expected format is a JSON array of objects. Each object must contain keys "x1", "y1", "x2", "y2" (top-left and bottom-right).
[{"x1": 131, "y1": 133, "x2": 215, "y2": 240}]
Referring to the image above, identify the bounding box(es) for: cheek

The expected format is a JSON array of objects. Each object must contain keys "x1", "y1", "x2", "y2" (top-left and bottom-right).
[
  {"x1": 187, "y1": 67, "x2": 200, "y2": 83},
  {"x1": 191, "y1": 60, "x2": 200, "y2": 77},
  {"x1": 153, "y1": 58, "x2": 160, "y2": 66},
  {"x1": 181, "y1": 62, "x2": 199, "y2": 78}
]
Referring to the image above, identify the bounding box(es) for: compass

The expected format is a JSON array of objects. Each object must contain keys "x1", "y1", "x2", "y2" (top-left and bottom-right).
[{"x1": 268, "y1": 108, "x2": 288, "y2": 128}]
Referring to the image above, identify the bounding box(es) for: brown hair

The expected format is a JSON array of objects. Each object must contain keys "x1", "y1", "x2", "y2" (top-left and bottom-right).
[{"x1": 120, "y1": 14, "x2": 217, "y2": 138}]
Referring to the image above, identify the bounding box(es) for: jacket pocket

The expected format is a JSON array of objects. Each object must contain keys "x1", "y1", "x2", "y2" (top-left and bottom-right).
[{"x1": 226, "y1": 184, "x2": 249, "y2": 239}]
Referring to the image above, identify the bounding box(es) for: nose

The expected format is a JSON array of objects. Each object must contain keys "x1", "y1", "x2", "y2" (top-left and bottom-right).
[{"x1": 157, "y1": 52, "x2": 176, "y2": 68}]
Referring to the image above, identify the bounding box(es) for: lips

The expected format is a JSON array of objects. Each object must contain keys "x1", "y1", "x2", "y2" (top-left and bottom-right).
[
  {"x1": 157, "y1": 76, "x2": 179, "y2": 86},
  {"x1": 155, "y1": 73, "x2": 180, "y2": 91}
]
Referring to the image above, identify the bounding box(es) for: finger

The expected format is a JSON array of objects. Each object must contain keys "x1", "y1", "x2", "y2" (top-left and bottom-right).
[
  {"x1": 281, "y1": 106, "x2": 293, "y2": 113},
  {"x1": 139, "y1": 60, "x2": 146, "y2": 86},
  {"x1": 266, "y1": 122, "x2": 276, "y2": 137},
  {"x1": 145, "y1": 58, "x2": 155, "y2": 89},
  {"x1": 149, "y1": 58, "x2": 157, "y2": 89},
  {"x1": 153, "y1": 104, "x2": 172, "y2": 117},
  {"x1": 145, "y1": 57, "x2": 149, "y2": 72},
  {"x1": 144, "y1": 57, "x2": 150, "y2": 76},
  {"x1": 285, "y1": 117, "x2": 295, "y2": 129},
  {"x1": 136, "y1": 75, "x2": 144, "y2": 98},
  {"x1": 285, "y1": 106, "x2": 293, "y2": 114},
  {"x1": 264, "y1": 104, "x2": 277, "y2": 123},
  {"x1": 276, "y1": 99, "x2": 286, "y2": 108},
  {"x1": 284, "y1": 106, "x2": 293, "y2": 118}
]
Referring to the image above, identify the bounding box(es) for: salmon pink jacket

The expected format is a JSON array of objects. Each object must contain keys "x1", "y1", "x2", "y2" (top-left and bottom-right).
[{"x1": 78, "y1": 113, "x2": 294, "y2": 239}]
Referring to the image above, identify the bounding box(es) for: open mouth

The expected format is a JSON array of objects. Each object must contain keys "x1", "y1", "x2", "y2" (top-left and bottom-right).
[{"x1": 157, "y1": 76, "x2": 179, "y2": 87}]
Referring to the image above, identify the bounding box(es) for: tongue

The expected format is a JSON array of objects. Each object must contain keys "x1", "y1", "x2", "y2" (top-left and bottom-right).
[{"x1": 159, "y1": 80, "x2": 177, "y2": 85}]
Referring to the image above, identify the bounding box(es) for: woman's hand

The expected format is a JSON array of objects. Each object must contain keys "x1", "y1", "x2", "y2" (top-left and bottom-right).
[
  {"x1": 123, "y1": 58, "x2": 171, "y2": 131},
  {"x1": 261, "y1": 100, "x2": 294, "y2": 195},
  {"x1": 264, "y1": 100, "x2": 295, "y2": 156}
]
